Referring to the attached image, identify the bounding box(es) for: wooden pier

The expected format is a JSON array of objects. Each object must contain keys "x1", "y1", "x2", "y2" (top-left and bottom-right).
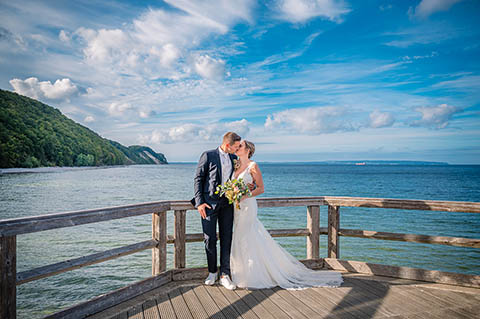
[{"x1": 1, "y1": 196, "x2": 480, "y2": 318}]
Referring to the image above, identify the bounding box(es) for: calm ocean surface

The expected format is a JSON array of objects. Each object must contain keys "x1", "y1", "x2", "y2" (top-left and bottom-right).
[{"x1": 1, "y1": 163, "x2": 479, "y2": 317}]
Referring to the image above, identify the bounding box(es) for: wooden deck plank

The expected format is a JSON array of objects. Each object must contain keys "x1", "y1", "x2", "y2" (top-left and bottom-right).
[
  {"x1": 142, "y1": 299, "x2": 160, "y2": 319},
  {"x1": 350, "y1": 277, "x2": 417, "y2": 315},
  {"x1": 452, "y1": 304, "x2": 480, "y2": 318},
  {"x1": 426, "y1": 306, "x2": 476, "y2": 319},
  {"x1": 394, "y1": 285, "x2": 455, "y2": 310},
  {"x1": 112, "y1": 312, "x2": 128, "y2": 319},
  {"x1": 373, "y1": 281, "x2": 441, "y2": 314},
  {"x1": 328, "y1": 277, "x2": 394, "y2": 318},
  {"x1": 248, "y1": 289, "x2": 291, "y2": 319},
  {"x1": 86, "y1": 275, "x2": 480, "y2": 319},
  {"x1": 272, "y1": 286, "x2": 325, "y2": 318},
  {"x1": 314, "y1": 284, "x2": 384, "y2": 318},
  {"x1": 191, "y1": 285, "x2": 226, "y2": 319},
  {"x1": 298, "y1": 286, "x2": 358, "y2": 319},
  {"x1": 219, "y1": 287, "x2": 260, "y2": 319},
  {"x1": 180, "y1": 286, "x2": 209, "y2": 319},
  {"x1": 203, "y1": 285, "x2": 241, "y2": 318},
  {"x1": 127, "y1": 304, "x2": 144, "y2": 319},
  {"x1": 285, "y1": 288, "x2": 336, "y2": 318},
  {"x1": 155, "y1": 293, "x2": 176, "y2": 319},
  {"x1": 168, "y1": 287, "x2": 194, "y2": 319},
  {"x1": 416, "y1": 286, "x2": 480, "y2": 308},
  {"x1": 234, "y1": 289, "x2": 276, "y2": 319},
  {"x1": 258, "y1": 288, "x2": 309, "y2": 318},
  {"x1": 340, "y1": 277, "x2": 398, "y2": 317}
]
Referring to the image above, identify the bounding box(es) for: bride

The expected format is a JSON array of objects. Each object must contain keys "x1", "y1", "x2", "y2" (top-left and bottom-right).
[{"x1": 230, "y1": 140, "x2": 344, "y2": 289}]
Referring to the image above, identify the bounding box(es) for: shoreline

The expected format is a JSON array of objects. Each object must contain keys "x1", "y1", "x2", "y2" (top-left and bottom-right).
[{"x1": 3, "y1": 162, "x2": 480, "y2": 174}]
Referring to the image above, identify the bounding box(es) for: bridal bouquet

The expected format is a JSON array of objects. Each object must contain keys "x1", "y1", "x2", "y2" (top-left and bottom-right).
[{"x1": 215, "y1": 178, "x2": 251, "y2": 209}]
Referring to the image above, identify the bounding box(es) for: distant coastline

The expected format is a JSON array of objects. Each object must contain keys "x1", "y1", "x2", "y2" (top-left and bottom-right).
[{"x1": 170, "y1": 160, "x2": 451, "y2": 165}]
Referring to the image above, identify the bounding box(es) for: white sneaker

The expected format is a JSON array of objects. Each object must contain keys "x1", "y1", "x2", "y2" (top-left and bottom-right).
[
  {"x1": 219, "y1": 275, "x2": 236, "y2": 290},
  {"x1": 204, "y1": 272, "x2": 218, "y2": 285}
]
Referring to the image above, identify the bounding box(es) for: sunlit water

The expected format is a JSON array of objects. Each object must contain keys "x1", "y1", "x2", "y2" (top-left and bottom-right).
[{"x1": 1, "y1": 163, "x2": 479, "y2": 317}]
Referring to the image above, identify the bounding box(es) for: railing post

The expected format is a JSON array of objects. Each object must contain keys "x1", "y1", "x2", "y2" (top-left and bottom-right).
[
  {"x1": 328, "y1": 205, "x2": 340, "y2": 258},
  {"x1": 174, "y1": 210, "x2": 186, "y2": 268},
  {"x1": 1, "y1": 235, "x2": 16, "y2": 319},
  {"x1": 152, "y1": 211, "x2": 167, "y2": 275},
  {"x1": 306, "y1": 205, "x2": 320, "y2": 259}
]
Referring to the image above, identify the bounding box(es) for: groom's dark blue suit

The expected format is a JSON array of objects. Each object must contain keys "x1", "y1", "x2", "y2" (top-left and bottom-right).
[{"x1": 193, "y1": 148, "x2": 237, "y2": 276}]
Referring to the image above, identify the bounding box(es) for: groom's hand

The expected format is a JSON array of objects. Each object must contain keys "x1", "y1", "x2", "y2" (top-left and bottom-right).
[{"x1": 197, "y1": 203, "x2": 211, "y2": 219}]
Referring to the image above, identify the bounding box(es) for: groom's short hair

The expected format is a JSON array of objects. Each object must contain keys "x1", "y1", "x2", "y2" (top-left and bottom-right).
[{"x1": 223, "y1": 132, "x2": 241, "y2": 145}]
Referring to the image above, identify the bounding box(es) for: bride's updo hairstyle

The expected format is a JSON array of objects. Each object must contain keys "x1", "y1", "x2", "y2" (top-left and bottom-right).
[{"x1": 244, "y1": 140, "x2": 255, "y2": 159}]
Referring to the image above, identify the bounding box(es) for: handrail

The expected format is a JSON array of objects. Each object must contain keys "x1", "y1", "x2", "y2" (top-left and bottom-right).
[
  {"x1": 1, "y1": 196, "x2": 480, "y2": 318},
  {"x1": 1, "y1": 197, "x2": 479, "y2": 236}
]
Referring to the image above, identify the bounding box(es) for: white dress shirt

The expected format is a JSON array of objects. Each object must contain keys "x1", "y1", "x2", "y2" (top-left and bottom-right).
[{"x1": 218, "y1": 147, "x2": 232, "y2": 185}]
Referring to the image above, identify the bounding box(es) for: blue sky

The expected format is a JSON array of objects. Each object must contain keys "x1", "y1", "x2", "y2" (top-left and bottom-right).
[{"x1": 1, "y1": 0, "x2": 479, "y2": 163}]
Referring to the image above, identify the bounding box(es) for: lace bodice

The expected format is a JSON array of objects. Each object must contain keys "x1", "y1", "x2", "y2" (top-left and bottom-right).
[{"x1": 234, "y1": 161, "x2": 255, "y2": 184}]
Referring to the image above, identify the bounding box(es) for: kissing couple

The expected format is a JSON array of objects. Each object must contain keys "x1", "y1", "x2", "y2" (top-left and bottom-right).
[{"x1": 192, "y1": 132, "x2": 343, "y2": 290}]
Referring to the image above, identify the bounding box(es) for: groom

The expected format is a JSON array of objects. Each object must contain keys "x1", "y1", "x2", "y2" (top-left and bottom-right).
[{"x1": 193, "y1": 132, "x2": 241, "y2": 290}]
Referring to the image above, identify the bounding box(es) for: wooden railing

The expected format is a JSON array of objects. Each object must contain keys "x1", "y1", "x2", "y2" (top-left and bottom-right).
[{"x1": 1, "y1": 196, "x2": 480, "y2": 318}]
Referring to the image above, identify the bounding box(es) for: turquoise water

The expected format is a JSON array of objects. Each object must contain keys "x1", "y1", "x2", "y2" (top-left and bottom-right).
[{"x1": 1, "y1": 163, "x2": 479, "y2": 317}]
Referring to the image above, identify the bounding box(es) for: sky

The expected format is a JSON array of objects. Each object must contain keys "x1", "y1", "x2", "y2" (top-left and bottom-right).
[{"x1": 1, "y1": 0, "x2": 479, "y2": 164}]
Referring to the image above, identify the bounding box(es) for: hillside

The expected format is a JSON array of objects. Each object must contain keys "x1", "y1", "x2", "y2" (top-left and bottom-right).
[{"x1": 0, "y1": 89, "x2": 167, "y2": 168}]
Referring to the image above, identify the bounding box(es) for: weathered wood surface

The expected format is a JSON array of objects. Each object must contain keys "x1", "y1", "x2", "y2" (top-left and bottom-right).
[
  {"x1": 169, "y1": 196, "x2": 480, "y2": 213},
  {"x1": 328, "y1": 205, "x2": 340, "y2": 258},
  {"x1": 4, "y1": 195, "x2": 480, "y2": 318},
  {"x1": 86, "y1": 274, "x2": 480, "y2": 319},
  {"x1": 17, "y1": 240, "x2": 157, "y2": 285},
  {"x1": 324, "y1": 258, "x2": 480, "y2": 288},
  {"x1": 2, "y1": 196, "x2": 479, "y2": 236},
  {"x1": 339, "y1": 228, "x2": 480, "y2": 248},
  {"x1": 306, "y1": 205, "x2": 320, "y2": 259},
  {"x1": 174, "y1": 210, "x2": 186, "y2": 269},
  {"x1": 47, "y1": 270, "x2": 172, "y2": 319},
  {"x1": 152, "y1": 211, "x2": 167, "y2": 275},
  {"x1": 0, "y1": 201, "x2": 170, "y2": 236},
  {"x1": 167, "y1": 228, "x2": 312, "y2": 244},
  {"x1": 0, "y1": 235, "x2": 16, "y2": 319}
]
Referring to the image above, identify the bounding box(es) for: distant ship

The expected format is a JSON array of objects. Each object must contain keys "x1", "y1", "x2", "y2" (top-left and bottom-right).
[{"x1": 355, "y1": 162, "x2": 366, "y2": 165}]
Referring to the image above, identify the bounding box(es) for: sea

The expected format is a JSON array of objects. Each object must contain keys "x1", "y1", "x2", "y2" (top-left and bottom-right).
[{"x1": 1, "y1": 163, "x2": 479, "y2": 318}]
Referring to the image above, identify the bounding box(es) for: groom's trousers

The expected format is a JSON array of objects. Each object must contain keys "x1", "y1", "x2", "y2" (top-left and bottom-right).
[{"x1": 201, "y1": 197, "x2": 234, "y2": 277}]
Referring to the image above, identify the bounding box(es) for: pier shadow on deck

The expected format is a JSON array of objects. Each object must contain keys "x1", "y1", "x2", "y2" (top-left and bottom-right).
[{"x1": 88, "y1": 272, "x2": 480, "y2": 319}]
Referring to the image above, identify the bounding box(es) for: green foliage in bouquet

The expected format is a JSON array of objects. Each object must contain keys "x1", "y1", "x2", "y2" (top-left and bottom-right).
[{"x1": 215, "y1": 178, "x2": 251, "y2": 209}]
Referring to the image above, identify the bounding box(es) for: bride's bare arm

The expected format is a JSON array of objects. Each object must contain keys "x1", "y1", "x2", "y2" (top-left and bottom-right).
[{"x1": 248, "y1": 163, "x2": 264, "y2": 197}]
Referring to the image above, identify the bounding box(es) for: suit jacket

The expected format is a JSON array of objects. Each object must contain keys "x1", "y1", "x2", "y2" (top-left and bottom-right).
[{"x1": 192, "y1": 148, "x2": 237, "y2": 210}]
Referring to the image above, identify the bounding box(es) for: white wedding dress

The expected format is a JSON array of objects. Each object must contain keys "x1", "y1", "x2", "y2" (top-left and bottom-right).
[{"x1": 230, "y1": 161, "x2": 344, "y2": 289}]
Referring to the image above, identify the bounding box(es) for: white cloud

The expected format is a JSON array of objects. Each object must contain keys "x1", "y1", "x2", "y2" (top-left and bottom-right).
[
  {"x1": 274, "y1": 0, "x2": 350, "y2": 23},
  {"x1": 194, "y1": 55, "x2": 226, "y2": 81},
  {"x1": 411, "y1": 104, "x2": 460, "y2": 128},
  {"x1": 84, "y1": 115, "x2": 95, "y2": 122},
  {"x1": 108, "y1": 101, "x2": 133, "y2": 116},
  {"x1": 369, "y1": 110, "x2": 395, "y2": 128},
  {"x1": 432, "y1": 75, "x2": 480, "y2": 92},
  {"x1": 403, "y1": 51, "x2": 438, "y2": 60},
  {"x1": 383, "y1": 23, "x2": 461, "y2": 48},
  {"x1": 379, "y1": 4, "x2": 393, "y2": 11},
  {"x1": 411, "y1": 0, "x2": 462, "y2": 19},
  {"x1": 59, "y1": 30, "x2": 70, "y2": 42},
  {"x1": 149, "y1": 43, "x2": 181, "y2": 67},
  {"x1": 140, "y1": 119, "x2": 250, "y2": 144},
  {"x1": 9, "y1": 77, "x2": 78, "y2": 101},
  {"x1": 139, "y1": 110, "x2": 157, "y2": 118},
  {"x1": 265, "y1": 106, "x2": 355, "y2": 134},
  {"x1": 71, "y1": 1, "x2": 254, "y2": 80},
  {"x1": 76, "y1": 28, "x2": 129, "y2": 63}
]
